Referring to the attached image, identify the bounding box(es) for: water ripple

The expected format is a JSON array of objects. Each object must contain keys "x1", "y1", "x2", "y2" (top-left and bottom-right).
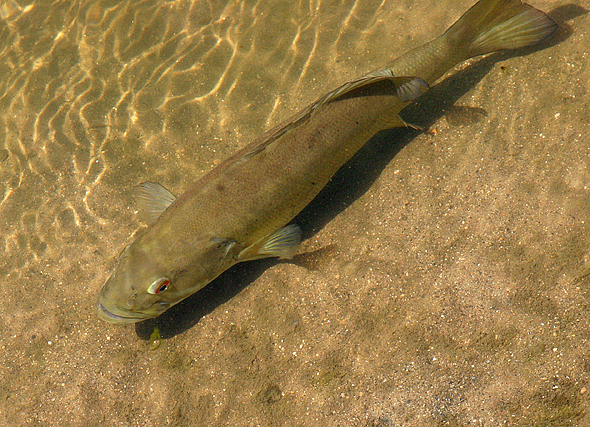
[{"x1": 0, "y1": 0, "x2": 387, "y2": 280}]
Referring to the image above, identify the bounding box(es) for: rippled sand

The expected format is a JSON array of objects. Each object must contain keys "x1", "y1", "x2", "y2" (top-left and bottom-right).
[{"x1": 1, "y1": 0, "x2": 589, "y2": 425}]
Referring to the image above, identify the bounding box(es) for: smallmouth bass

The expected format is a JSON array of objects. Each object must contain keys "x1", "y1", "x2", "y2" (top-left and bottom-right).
[{"x1": 98, "y1": 0, "x2": 556, "y2": 324}]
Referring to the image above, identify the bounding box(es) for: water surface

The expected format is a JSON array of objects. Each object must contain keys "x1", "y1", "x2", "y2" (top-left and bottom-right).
[{"x1": 1, "y1": 0, "x2": 589, "y2": 425}]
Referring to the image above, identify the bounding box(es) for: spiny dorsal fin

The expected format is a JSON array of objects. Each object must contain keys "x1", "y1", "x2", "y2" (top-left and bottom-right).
[{"x1": 132, "y1": 181, "x2": 177, "y2": 224}]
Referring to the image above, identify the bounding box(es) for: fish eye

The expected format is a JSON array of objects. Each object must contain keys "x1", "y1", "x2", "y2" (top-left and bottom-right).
[{"x1": 148, "y1": 277, "x2": 170, "y2": 295}]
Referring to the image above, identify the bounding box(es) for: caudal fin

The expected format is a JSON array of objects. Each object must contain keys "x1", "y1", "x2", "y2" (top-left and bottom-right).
[{"x1": 446, "y1": 0, "x2": 557, "y2": 57}]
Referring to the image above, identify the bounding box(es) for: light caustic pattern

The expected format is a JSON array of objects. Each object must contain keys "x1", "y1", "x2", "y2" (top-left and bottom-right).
[{"x1": 0, "y1": 0, "x2": 395, "y2": 324}]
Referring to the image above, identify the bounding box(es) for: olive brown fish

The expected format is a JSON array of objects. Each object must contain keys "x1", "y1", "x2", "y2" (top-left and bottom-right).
[{"x1": 98, "y1": 0, "x2": 556, "y2": 324}]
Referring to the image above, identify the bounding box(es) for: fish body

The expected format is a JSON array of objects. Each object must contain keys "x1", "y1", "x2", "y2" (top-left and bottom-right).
[{"x1": 98, "y1": 0, "x2": 556, "y2": 324}]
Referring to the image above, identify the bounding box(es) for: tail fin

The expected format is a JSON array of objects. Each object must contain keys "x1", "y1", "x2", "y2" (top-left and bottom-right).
[{"x1": 446, "y1": 0, "x2": 557, "y2": 57}]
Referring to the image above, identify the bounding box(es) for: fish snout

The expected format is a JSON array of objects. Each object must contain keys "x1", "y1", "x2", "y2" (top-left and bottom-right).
[{"x1": 97, "y1": 274, "x2": 150, "y2": 323}]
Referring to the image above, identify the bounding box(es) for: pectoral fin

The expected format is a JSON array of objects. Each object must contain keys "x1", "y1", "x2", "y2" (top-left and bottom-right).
[
  {"x1": 239, "y1": 224, "x2": 302, "y2": 261},
  {"x1": 133, "y1": 181, "x2": 177, "y2": 224},
  {"x1": 210, "y1": 237, "x2": 237, "y2": 256}
]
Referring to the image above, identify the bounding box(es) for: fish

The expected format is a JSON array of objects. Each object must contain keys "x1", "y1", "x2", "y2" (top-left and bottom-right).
[{"x1": 97, "y1": 0, "x2": 556, "y2": 324}]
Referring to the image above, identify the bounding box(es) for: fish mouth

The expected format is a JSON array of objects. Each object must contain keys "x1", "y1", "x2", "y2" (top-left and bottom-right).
[{"x1": 97, "y1": 300, "x2": 152, "y2": 324}]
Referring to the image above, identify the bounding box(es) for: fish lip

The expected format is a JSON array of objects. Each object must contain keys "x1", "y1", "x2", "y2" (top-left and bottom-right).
[{"x1": 97, "y1": 301, "x2": 151, "y2": 324}]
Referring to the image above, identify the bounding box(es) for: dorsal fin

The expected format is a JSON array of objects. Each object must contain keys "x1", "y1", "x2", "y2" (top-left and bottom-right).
[
  {"x1": 313, "y1": 74, "x2": 429, "y2": 107},
  {"x1": 239, "y1": 75, "x2": 428, "y2": 162},
  {"x1": 132, "y1": 181, "x2": 177, "y2": 224},
  {"x1": 285, "y1": 74, "x2": 428, "y2": 136}
]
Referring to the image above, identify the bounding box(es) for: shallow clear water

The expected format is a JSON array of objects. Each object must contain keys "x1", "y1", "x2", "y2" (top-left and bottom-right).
[{"x1": 1, "y1": 0, "x2": 589, "y2": 425}]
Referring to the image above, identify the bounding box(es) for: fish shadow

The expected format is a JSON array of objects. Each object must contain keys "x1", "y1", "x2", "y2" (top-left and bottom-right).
[{"x1": 135, "y1": 6, "x2": 576, "y2": 340}]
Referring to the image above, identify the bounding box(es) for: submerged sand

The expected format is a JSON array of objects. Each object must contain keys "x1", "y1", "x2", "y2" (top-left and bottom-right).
[{"x1": 1, "y1": 0, "x2": 589, "y2": 425}]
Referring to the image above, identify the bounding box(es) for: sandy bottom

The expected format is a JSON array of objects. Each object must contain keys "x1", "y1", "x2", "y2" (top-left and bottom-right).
[{"x1": 1, "y1": 0, "x2": 589, "y2": 425}]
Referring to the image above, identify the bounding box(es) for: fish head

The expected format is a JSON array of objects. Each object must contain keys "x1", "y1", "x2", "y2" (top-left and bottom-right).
[{"x1": 97, "y1": 235, "x2": 238, "y2": 324}]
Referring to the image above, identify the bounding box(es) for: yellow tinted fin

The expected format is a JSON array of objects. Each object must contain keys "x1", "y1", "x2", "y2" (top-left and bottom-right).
[
  {"x1": 445, "y1": 0, "x2": 557, "y2": 57},
  {"x1": 239, "y1": 224, "x2": 302, "y2": 261},
  {"x1": 133, "y1": 181, "x2": 177, "y2": 224}
]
